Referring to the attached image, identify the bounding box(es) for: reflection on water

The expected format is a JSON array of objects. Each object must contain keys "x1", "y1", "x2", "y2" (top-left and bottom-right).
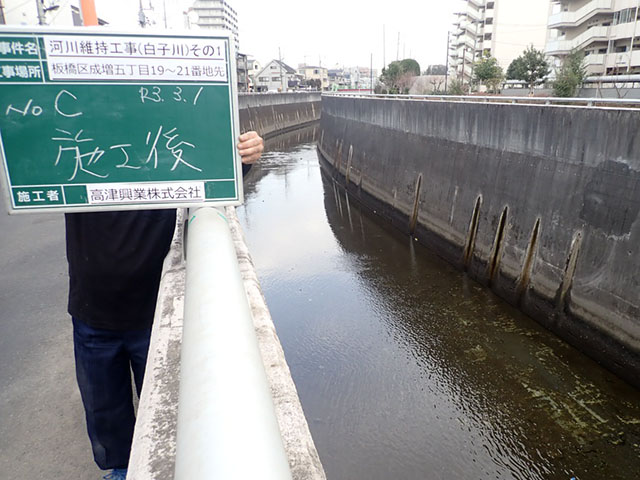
[{"x1": 237, "y1": 127, "x2": 640, "y2": 480}]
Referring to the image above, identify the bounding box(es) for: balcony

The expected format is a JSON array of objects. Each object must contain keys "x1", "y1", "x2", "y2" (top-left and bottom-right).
[
  {"x1": 452, "y1": 35, "x2": 477, "y2": 51},
  {"x1": 546, "y1": 26, "x2": 610, "y2": 54},
  {"x1": 548, "y1": 0, "x2": 613, "y2": 28},
  {"x1": 610, "y1": 21, "x2": 639, "y2": 41},
  {"x1": 463, "y1": 22, "x2": 481, "y2": 36},
  {"x1": 604, "y1": 50, "x2": 640, "y2": 70},
  {"x1": 466, "y1": 7, "x2": 482, "y2": 22}
]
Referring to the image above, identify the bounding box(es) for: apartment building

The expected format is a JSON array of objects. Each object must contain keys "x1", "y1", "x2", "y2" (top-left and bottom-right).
[
  {"x1": 189, "y1": 0, "x2": 239, "y2": 52},
  {"x1": 449, "y1": 0, "x2": 549, "y2": 84},
  {"x1": 546, "y1": 1, "x2": 640, "y2": 75}
]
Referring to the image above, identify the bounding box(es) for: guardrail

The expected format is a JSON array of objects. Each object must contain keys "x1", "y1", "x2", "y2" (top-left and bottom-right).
[
  {"x1": 173, "y1": 207, "x2": 293, "y2": 480},
  {"x1": 322, "y1": 92, "x2": 640, "y2": 109}
]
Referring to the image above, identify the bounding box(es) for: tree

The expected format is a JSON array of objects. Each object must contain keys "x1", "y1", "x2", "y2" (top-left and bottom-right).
[
  {"x1": 379, "y1": 58, "x2": 421, "y2": 94},
  {"x1": 424, "y1": 64, "x2": 447, "y2": 76},
  {"x1": 429, "y1": 77, "x2": 445, "y2": 93},
  {"x1": 397, "y1": 72, "x2": 417, "y2": 94},
  {"x1": 473, "y1": 55, "x2": 503, "y2": 93},
  {"x1": 506, "y1": 45, "x2": 550, "y2": 94},
  {"x1": 553, "y1": 49, "x2": 586, "y2": 98},
  {"x1": 399, "y1": 58, "x2": 421, "y2": 76},
  {"x1": 447, "y1": 79, "x2": 465, "y2": 96}
]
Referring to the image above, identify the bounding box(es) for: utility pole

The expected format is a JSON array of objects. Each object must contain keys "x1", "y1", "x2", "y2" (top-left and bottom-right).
[
  {"x1": 279, "y1": 47, "x2": 284, "y2": 92},
  {"x1": 468, "y1": 22, "x2": 478, "y2": 93},
  {"x1": 383, "y1": 25, "x2": 386, "y2": 70},
  {"x1": 445, "y1": 31, "x2": 450, "y2": 94},
  {"x1": 163, "y1": 0, "x2": 168, "y2": 28},
  {"x1": 36, "y1": 0, "x2": 63, "y2": 25},
  {"x1": 138, "y1": 0, "x2": 147, "y2": 27},
  {"x1": 370, "y1": 53, "x2": 373, "y2": 94},
  {"x1": 627, "y1": 1, "x2": 640, "y2": 73},
  {"x1": 36, "y1": 0, "x2": 46, "y2": 25}
]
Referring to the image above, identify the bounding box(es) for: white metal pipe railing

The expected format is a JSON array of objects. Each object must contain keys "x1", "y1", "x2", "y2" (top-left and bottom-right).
[
  {"x1": 322, "y1": 92, "x2": 640, "y2": 108},
  {"x1": 173, "y1": 207, "x2": 292, "y2": 480}
]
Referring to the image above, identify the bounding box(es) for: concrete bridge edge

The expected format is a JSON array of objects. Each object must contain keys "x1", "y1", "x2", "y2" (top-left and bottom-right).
[
  {"x1": 128, "y1": 93, "x2": 325, "y2": 479},
  {"x1": 128, "y1": 207, "x2": 327, "y2": 480}
]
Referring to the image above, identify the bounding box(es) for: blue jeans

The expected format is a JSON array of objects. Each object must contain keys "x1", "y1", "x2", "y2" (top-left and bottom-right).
[{"x1": 72, "y1": 317, "x2": 151, "y2": 470}]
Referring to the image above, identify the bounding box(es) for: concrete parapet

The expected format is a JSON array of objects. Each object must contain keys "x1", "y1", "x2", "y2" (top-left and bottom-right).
[
  {"x1": 129, "y1": 208, "x2": 326, "y2": 479},
  {"x1": 239, "y1": 92, "x2": 322, "y2": 108},
  {"x1": 239, "y1": 93, "x2": 321, "y2": 139},
  {"x1": 318, "y1": 95, "x2": 640, "y2": 388},
  {"x1": 128, "y1": 95, "x2": 325, "y2": 479}
]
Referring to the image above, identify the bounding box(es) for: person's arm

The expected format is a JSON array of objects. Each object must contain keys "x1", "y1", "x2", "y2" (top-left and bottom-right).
[{"x1": 237, "y1": 131, "x2": 264, "y2": 175}]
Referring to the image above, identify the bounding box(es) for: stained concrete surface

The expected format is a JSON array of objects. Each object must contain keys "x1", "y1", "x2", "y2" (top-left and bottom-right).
[
  {"x1": 0, "y1": 211, "x2": 101, "y2": 479},
  {"x1": 319, "y1": 96, "x2": 640, "y2": 387}
]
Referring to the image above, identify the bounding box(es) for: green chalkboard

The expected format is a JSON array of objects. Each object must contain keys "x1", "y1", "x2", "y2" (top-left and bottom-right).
[{"x1": 0, "y1": 27, "x2": 241, "y2": 213}]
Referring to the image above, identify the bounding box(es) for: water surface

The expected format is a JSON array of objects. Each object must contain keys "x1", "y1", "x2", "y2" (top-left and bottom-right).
[{"x1": 237, "y1": 127, "x2": 640, "y2": 480}]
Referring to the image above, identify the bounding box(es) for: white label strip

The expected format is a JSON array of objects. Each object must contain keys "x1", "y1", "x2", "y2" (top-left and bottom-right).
[
  {"x1": 44, "y1": 35, "x2": 228, "y2": 82},
  {"x1": 86, "y1": 181, "x2": 206, "y2": 205}
]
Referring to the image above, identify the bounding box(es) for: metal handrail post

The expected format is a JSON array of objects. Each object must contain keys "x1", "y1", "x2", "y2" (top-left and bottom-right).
[{"x1": 174, "y1": 207, "x2": 292, "y2": 480}]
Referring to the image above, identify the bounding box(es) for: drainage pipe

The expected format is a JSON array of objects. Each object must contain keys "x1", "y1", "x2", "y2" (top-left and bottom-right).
[{"x1": 173, "y1": 207, "x2": 292, "y2": 480}]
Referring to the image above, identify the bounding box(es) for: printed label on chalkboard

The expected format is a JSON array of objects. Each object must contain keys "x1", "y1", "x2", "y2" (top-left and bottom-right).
[
  {"x1": 44, "y1": 35, "x2": 228, "y2": 82},
  {"x1": 86, "y1": 181, "x2": 206, "y2": 205}
]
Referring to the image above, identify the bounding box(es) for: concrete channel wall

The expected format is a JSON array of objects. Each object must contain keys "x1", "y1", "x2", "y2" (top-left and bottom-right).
[
  {"x1": 239, "y1": 92, "x2": 321, "y2": 139},
  {"x1": 128, "y1": 93, "x2": 325, "y2": 480},
  {"x1": 318, "y1": 95, "x2": 640, "y2": 388}
]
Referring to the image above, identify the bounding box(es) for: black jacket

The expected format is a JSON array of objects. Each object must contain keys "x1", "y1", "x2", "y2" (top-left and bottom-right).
[
  {"x1": 65, "y1": 209, "x2": 177, "y2": 331},
  {"x1": 65, "y1": 164, "x2": 252, "y2": 331}
]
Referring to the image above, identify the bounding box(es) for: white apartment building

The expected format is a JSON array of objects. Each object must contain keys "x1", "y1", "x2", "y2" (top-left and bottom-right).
[
  {"x1": 450, "y1": 0, "x2": 550, "y2": 83},
  {"x1": 189, "y1": 0, "x2": 239, "y2": 52},
  {"x1": 546, "y1": 1, "x2": 640, "y2": 75}
]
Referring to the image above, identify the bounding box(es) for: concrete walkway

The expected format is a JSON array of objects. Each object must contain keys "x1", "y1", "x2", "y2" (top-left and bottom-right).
[{"x1": 0, "y1": 212, "x2": 102, "y2": 479}]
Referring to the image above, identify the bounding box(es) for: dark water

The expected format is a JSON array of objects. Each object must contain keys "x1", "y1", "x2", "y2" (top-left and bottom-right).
[{"x1": 236, "y1": 126, "x2": 640, "y2": 480}]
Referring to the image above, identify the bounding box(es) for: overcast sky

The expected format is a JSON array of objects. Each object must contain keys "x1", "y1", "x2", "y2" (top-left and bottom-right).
[{"x1": 93, "y1": 0, "x2": 457, "y2": 72}]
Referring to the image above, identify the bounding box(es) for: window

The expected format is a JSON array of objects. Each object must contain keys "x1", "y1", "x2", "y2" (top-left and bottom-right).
[
  {"x1": 613, "y1": 8, "x2": 636, "y2": 25},
  {"x1": 485, "y1": 17, "x2": 493, "y2": 25},
  {"x1": 598, "y1": 48, "x2": 607, "y2": 54},
  {"x1": 486, "y1": 2, "x2": 494, "y2": 9},
  {"x1": 270, "y1": 65, "x2": 278, "y2": 69},
  {"x1": 484, "y1": 33, "x2": 492, "y2": 40},
  {"x1": 272, "y1": 76, "x2": 281, "y2": 81},
  {"x1": 258, "y1": 76, "x2": 268, "y2": 82},
  {"x1": 616, "y1": 45, "x2": 628, "y2": 53}
]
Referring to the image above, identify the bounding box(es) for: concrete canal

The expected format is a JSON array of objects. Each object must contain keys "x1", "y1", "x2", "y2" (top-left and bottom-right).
[{"x1": 236, "y1": 126, "x2": 640, "y2": 480}]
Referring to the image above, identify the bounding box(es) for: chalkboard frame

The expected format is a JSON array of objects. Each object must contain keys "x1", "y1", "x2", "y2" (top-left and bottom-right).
[{"x1": 0, "y1": 26, "x2": 242, "y2": 214}]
